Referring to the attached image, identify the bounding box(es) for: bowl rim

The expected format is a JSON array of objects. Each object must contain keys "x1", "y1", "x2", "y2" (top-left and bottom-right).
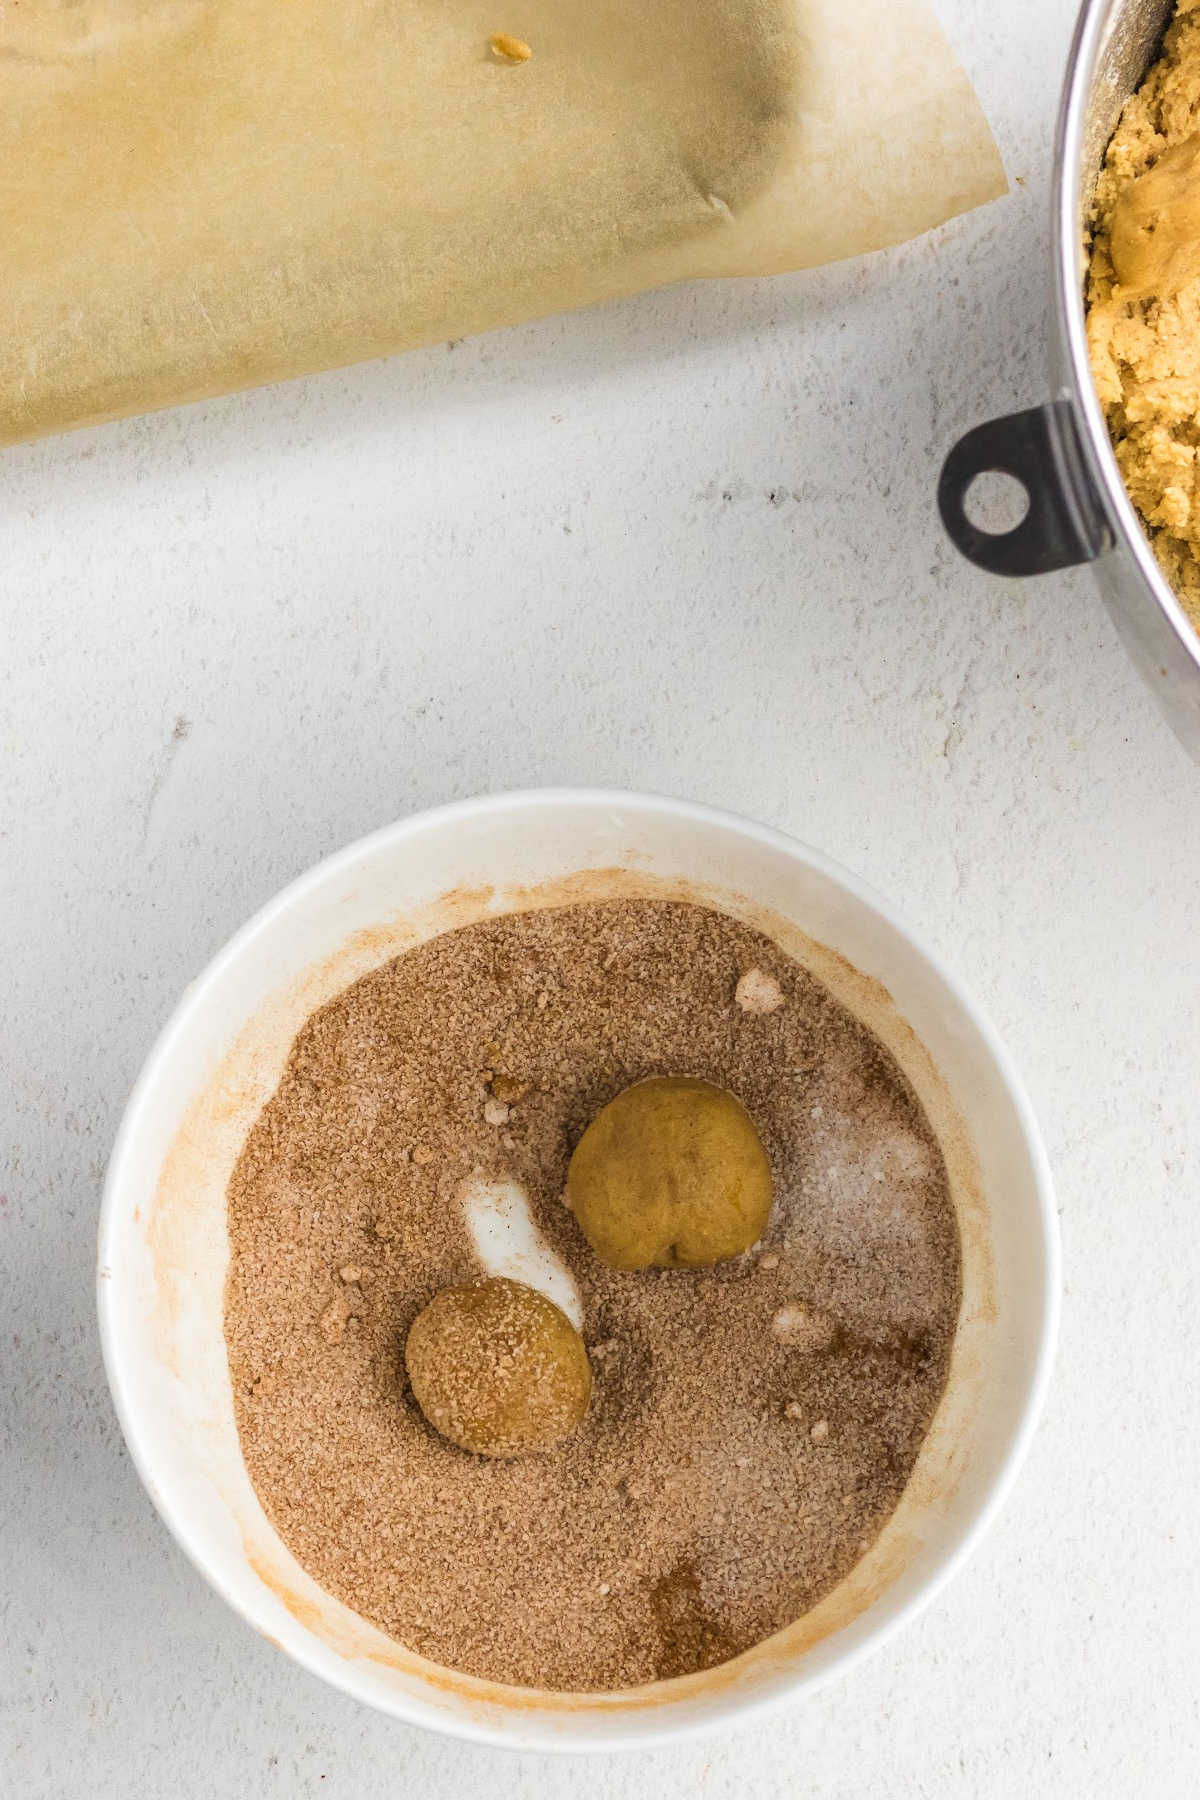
[{"x1": 98, "y1": 786, "x2": 1060, "y2": 1751}]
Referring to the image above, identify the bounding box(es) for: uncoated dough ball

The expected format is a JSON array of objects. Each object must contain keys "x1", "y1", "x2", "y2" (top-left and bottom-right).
[
  {"x1": 567, "y1": 1076, "x2": 772, "y2": 1269},
  {"x1": 405, "y1": 1277, "x2": 591, "y2": 1458}
]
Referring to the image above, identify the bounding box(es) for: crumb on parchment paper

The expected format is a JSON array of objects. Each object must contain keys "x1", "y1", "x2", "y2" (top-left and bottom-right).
[{"x1": 489, "y1": 33, "x2": 532, "y2": 62}]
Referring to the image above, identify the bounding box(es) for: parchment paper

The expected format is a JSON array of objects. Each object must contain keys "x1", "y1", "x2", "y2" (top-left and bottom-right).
[{"x1": 0, "y1": 0, "x2": 1004, "y2": 444}]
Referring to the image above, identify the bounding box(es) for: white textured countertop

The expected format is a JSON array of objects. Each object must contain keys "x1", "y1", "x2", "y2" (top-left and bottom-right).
[{"x1": 4, "y1": 0, "x2": 1199, "y2": 1791}]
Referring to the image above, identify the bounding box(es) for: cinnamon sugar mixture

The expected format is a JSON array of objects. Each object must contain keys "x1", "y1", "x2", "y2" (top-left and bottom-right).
[{"x1": 225, "y1": 900, "x2": 961, "y2": 1691}]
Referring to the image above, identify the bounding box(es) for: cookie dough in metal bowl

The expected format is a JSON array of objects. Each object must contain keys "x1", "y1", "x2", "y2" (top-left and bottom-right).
[{"x1": 939, "y1": 0, "x2": 1200, "y2": 759}]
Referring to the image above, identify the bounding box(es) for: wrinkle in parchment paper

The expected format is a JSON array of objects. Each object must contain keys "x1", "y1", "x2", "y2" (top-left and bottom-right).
[{"x1": 0, "y1": 0, "x2": 1004, "y2": 443}]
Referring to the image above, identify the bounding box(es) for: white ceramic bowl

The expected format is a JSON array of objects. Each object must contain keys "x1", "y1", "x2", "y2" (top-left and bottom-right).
[{"x1": 99, "y1": 790, "x2": 1058, "y2": 1751}]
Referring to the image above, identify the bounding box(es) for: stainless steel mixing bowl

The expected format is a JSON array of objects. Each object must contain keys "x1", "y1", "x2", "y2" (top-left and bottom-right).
[{"x1": 939, "y1": 0, "x2": 1200, "y2": 755}]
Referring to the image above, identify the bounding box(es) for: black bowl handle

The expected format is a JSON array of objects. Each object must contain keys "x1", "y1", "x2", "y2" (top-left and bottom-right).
[{"x1": 938, "y1": 399, "x2": 1112, "y2": 576}]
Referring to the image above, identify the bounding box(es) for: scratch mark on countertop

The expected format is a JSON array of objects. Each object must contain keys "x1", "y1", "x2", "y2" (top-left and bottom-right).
[
  {"x1": 140, "y1": 715, "x2": 191, "y2": 850},
  {"x1": 941, "y1": 650, "x2": 983, "y2": 765}
]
